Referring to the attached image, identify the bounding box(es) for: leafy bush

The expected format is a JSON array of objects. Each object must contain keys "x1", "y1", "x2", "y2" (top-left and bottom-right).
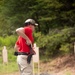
[
  {"x1": 34, "y1": 27, "x2": 75, "y2": 58},
  {"x1": 0, "y1": 35, "x2": 17, "y2": 47}
]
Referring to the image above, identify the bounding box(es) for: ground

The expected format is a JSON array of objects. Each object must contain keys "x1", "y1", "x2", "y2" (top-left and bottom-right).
[
  {"x1": 3, "y1": 54, "x2": 75, "y2": 75},
  {"x1": 40, "y1": 54, "x2": 75, "y2": 75}
]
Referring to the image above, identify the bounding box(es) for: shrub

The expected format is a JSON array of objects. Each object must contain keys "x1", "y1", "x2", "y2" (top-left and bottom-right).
[
  {"x1": 34, "y1": 27, "x2": 75, "y2": 58},
  {"x1": 0, "y1": 35, "x2": 17, "y2": 47}
]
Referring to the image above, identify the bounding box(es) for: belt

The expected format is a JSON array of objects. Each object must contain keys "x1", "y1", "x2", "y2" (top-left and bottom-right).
[
  {"x1": 18, "y1": 52, "x2": 29, "y2": 55},
  {"x1": 14, "y1": 52, "x2": 29, "y2": 56}
]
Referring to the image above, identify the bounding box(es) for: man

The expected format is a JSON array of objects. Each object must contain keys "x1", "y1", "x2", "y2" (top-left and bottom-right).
[{"x1": 14, "y1": 19, "x2": 38, "y2": 75}]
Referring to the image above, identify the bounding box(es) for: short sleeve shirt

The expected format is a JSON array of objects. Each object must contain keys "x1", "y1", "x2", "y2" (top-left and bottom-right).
[{"x1": 16, "y1": 27, "x2": 34, "y2": 53}]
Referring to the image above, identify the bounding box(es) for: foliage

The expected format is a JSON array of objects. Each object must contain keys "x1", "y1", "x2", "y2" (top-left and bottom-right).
[
  {"x1": 0, "y1": 62, "x2": 18, "y2": 74},
  {"x1": 34, "y1": 27, "x2": 75, "y2": 57},
  {"x1": 0, "y1": 35, "x2": 17, "y2": 47},
  {"x1": 0, "y1": 0, "x2": 75, "y2": 67},
  {"x1": 0, "y1": 46, "x2": 18, "y2": 74},
  {"x1": 0, "y1": 0, "x2": 75, "y2": 35}
]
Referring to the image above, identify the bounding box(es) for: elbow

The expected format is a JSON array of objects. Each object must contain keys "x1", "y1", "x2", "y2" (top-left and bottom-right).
[
  {"x1": 16, "y1": 29, "x2": 20, "y2": 34},
  {"x1": 16, "y1": 28, "x2": 23, "y2": 34},
  {"x1": 16, "y1": 29, "x2": 19, "y2": 33},
  {"x1": 16, "y1": 27, "x2": 24, "y2": 35}
]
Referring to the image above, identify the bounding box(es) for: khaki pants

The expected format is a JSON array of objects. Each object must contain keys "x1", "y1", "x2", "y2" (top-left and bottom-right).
[{"x1": 17, "y1": 55, "x2": 33, "y2": 75}]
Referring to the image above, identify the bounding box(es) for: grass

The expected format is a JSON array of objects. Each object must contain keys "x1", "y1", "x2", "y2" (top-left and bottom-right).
[
  {"x1": 0, "y1": 47, "x2": 19, "y2": 74},
  {"x1": 0, "y1": 62, "x2": 18, "y2": 74}
]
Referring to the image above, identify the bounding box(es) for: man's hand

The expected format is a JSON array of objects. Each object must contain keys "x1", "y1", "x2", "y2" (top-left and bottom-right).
[
  {"x1": 27, "y1": 45, "x2": 36, "y2": 64},
  {"x1": 31, "y1": 48, "x2": 36, "y2": 55},
  {"x1": 26, "y1": 39, "x2": 32, "y2": 45}
]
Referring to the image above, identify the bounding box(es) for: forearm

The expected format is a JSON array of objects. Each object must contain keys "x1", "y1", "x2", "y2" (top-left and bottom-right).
[
  {"x1": 16, "y1": 28, "x2": 32, "y2": 45},
  {"x1": 16, "y1": 30, "x2": 30, "y2": 41}
]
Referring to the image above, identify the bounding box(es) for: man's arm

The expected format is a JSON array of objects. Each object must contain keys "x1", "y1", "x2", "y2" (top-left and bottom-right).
[{"x1": 16, "y1": 27, "x2": 32, "y2": 45}]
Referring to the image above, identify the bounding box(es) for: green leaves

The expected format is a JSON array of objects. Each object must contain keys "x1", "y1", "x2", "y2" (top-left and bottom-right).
[
  {"x1": 0, "y1": 0, "x2": 75, "y2": 35},
  {"x1": 35, "y1": 27, "x2": 75, "y2": 57},
  {"x1": 0, "y1": 35, "x2": 17, "y2": 47}
]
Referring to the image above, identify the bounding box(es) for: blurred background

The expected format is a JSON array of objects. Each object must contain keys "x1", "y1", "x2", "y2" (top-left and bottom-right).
[{"x1": 0, "y1": 0, "x2": 75, "y2": 75}]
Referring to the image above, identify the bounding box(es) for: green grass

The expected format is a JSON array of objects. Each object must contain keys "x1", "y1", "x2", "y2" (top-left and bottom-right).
[
  {"x1": 0, "y1": 62, "x2": 18, "y2": 74},
  {"x1": 0, "y1": 47, "x2": 19, "y2": 74}
]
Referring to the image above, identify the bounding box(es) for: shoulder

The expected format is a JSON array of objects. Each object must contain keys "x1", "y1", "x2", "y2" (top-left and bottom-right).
[
  {"x1": 16, "y1": 27, "x2": 24, "y2": 32},
  {"x1": 24, "y1": 27, "x2": 32, "y2": 33}
]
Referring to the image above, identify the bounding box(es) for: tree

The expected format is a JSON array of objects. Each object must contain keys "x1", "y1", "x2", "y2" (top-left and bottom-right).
[
  {"x1": 0, "y1": 0, "x2": 75, "y2": 36},
  {"x1": 0, "y1": 0, "x2": 38, "y2": 35}
]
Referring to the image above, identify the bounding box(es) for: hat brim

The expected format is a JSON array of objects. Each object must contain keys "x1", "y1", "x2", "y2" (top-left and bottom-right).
[{"x1": 35, "y1": 23, "x2": 38, "y2": 26}]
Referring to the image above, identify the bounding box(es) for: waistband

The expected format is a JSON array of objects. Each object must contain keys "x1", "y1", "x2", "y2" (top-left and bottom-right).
[{"x1": 18, "y1": 52, "x2": 29, "y2": 55}]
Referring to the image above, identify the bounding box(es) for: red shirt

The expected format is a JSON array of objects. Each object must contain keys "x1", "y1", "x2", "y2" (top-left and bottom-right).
[{"x1": 16, "y1": 27, "x2": 34, "y2": 53}]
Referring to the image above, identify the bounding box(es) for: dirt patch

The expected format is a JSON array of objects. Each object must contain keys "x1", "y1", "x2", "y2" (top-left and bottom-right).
[{"x1": 40, "y1": 54, "x2": 75, "y2": 75}]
